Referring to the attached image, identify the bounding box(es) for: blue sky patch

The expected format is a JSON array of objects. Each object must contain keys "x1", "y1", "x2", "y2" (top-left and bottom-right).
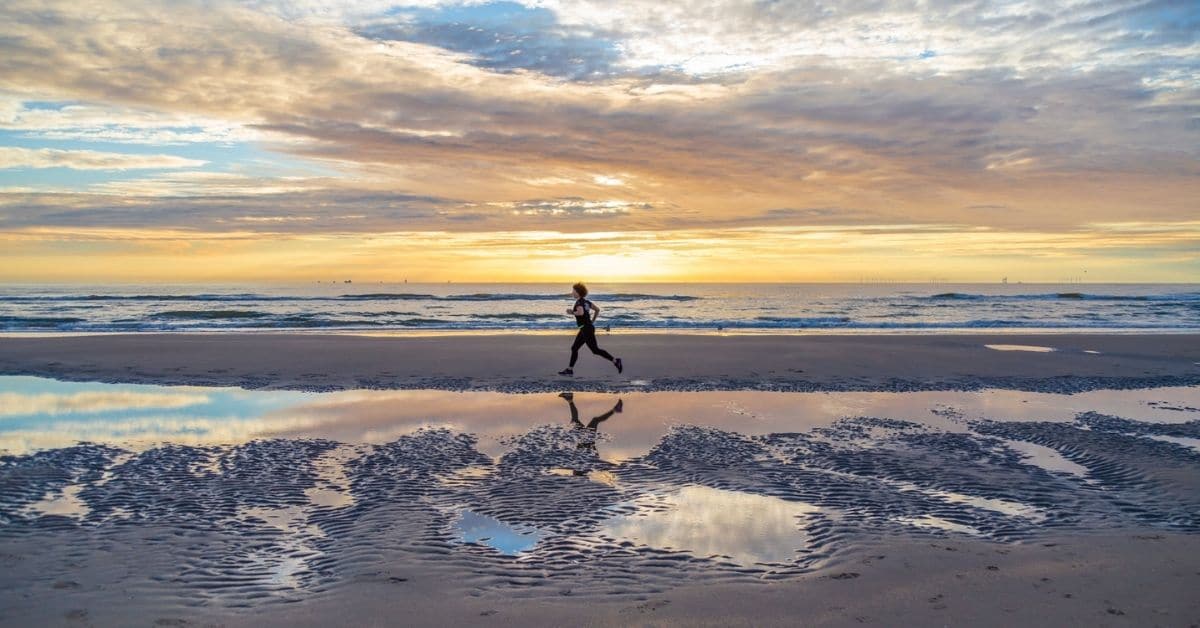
[{"x1": 360, "y1": 1, "x2": 623, "y2": 80}]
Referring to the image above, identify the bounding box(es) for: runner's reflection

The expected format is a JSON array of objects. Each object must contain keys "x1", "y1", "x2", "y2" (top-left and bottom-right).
[{"x1": 558, "y1": 392, "x2": 622, "y2": 473}]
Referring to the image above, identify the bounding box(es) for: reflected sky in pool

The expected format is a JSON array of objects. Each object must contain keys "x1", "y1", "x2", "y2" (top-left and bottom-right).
[
  {"x1": 456, "y1": 510, "x2": 543, "y2": 555},
  {"x1": 0, "y1": 376, "x2": 314, "y2": 452},
  {"x1": 601, "y1": 486, "x2": 820, "y2": 566},
  {"x1": 2, "y1": 376, "x2": 1199, "y2": 459}
]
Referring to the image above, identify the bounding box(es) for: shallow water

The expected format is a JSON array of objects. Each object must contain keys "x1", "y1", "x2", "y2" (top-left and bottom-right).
[
  {"x1": 1, "y1": 376, "x2": 1198, "y2": 605},
  {"x1": 2, "y1": 282, "x2": 1198, "y2": 332},
  {"x1": 2, "y1": 376, "x2": 1197, "y2": 455},
  {"x1": 984, "y1": 344, "x2": 1056, "y2": 352},
  {"x1": 600, "y1": 486, "x2": 821, "y2": 565}
]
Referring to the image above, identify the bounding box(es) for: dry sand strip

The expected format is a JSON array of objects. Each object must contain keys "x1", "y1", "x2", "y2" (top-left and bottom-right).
[
  {"x1": 6, "y1": 532, "x2": 1193, "y2": 627},
  {"x1": 244, "y1": 533, "x2": 1200, "y2": 628},
  {"x1": 1, "y1": 333, "x2": 1198, "y2": 393}
]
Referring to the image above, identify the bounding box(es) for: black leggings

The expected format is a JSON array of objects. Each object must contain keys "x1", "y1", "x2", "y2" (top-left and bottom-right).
[{"x1": 570, "y1": 325, "x2": 614, "y2": 367}]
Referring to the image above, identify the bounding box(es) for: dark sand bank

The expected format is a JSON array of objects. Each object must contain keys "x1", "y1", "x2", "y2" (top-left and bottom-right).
[
  {"x1": 5, "y1": 529, "x2": 1197, "y2": 627},
  {"x1": 237, "y1": 532, "x2": 1200, "y2": 627},
  {"x1": 2, "y1": 332, "x2": 1199, "y2": 392}
]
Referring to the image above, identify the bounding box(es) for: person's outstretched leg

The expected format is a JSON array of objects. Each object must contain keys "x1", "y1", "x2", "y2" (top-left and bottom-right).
[
  {"x1": 586, "y1": 398, "x2": 623, "y2": 429},
  {"x1": 584, "y1": 328, "x2": 622, "y2": 373}
]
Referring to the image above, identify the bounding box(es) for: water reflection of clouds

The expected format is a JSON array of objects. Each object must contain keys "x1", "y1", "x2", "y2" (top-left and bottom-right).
[
  {"x1": 0, "y1": 376, "x2": 314, "y2": 453},
  {"x1": 23, "y1": 484, "x2": 88, "y2": 518},
  {"x1": 602, "y1": 487, "x2": 821, "y2": 566},
  {"x1": 1002, "y1": 439, "x2": 1091, "y2": 479},
  {"x1": 0, "y1": 390, "x2": 209, "y2": 417},
  {"x1": 0, "y1": 415, "x2": 324, "y2": 453},
  {"x1": 253, "y1": 390, "x2": 972, "y2": 462},
  {"x1": 2, "y1": 377, "x2": 1198, "y2": 458},
  {"x1": 456, "y1": 510, "x2": 543, "y2": 555}
]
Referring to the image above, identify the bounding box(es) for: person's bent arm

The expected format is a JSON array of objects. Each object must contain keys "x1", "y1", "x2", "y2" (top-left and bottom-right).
[{"x1": 591, "y1": 304, "x2": 601, "y2": 323}]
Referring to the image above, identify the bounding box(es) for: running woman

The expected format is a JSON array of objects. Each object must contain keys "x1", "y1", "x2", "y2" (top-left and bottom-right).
[{"x1": 558, "y1": 282, "x2": 623, "y2": 376}]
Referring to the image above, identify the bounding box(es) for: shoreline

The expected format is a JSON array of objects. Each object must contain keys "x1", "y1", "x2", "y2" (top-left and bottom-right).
[
  {"x1": 5, "y1": 326, "x2": 1200, "y2": 338},
  {"x1": 2, "y1": 332, "x2": 1198, "y2": 393}
]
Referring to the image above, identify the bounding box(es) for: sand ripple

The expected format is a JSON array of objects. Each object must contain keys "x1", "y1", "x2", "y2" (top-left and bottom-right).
[{"x1": 2, "y1": 410, "x2": 1199, "y2": 606}]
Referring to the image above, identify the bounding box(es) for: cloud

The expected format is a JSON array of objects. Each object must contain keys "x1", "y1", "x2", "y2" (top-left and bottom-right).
[
  {"x1": 0, "y1": 146, "x2": 206, "y2": 170},
  {"x1": 486, "y1": 196, "x2": 649, "y2": 216},
  {"x1": 644, "y1": 205, "x2": 940, "y2": 231},
  {"x1": 0, "y1": 188, "x2": 460, "y2": 232},
  {"x1": 0, "y1": 0, "x2": 1196, "y2": 279},
  {"x1": 0, "y1": 94, "x2": 259, "y2": 144},
  {"x1": 3, "y1": 0, "x2": 1193, "y2": 186},
  {"x1": 0, "y1": 188, "x2": 677, "y2": 232},
  {"x1": 591, "y1": 174, "x2": 625, "y2": 186},
  {"x1": 85, "y1": 171, "x2": 314, "y2": 196}
]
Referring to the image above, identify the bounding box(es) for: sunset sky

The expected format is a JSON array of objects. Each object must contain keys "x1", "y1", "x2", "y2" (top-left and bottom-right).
[{"x1": 0, "y1": 0, "x2": 1197, "y2": 282}]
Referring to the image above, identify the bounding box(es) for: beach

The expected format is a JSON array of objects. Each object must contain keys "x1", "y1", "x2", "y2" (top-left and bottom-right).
[
  {"x1": 2, "y1": 332, "x2": 1199, "y2": 393},
  {"x1": 6, "y1": 0, "x2": 1198, "y2": 622},
  {"x1": 2, "y1": 333, "x2": 1199, "y2": 626}
]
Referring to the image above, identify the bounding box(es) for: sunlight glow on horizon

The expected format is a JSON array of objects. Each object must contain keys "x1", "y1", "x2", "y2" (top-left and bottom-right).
[{"x1": 4, "y1": 222, "x2": 1198, "y2": 283}]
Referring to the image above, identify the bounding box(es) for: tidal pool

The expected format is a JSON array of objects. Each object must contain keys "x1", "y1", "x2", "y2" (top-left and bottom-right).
[
  {"x1": 1, "y1": 375, "x2": 1198, "y2": 603},
  {"x1": 3, "y1": 376, "x2": 1197, "y2": 458}
]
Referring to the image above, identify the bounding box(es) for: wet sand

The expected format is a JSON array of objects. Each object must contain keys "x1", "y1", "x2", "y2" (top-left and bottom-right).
[
  {"x1": 3, "y1": 378, "x2": 1199, "y2": 626},
  {"x1": 238, "y1": 532, "x2": 1200, "y2": 627},
  {"x1": 2, "y1": 334, "x2": 1199, "y2": 626},
  {"x1": 4, "y1": 530, "x2": 1196, "y2": 626},
  {"x1": 1, "y1": 332, "x2": 1198, "y2": 392}
]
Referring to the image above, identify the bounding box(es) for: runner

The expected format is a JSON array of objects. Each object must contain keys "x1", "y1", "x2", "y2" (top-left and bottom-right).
[{"x1": 558, "y1": 282, "x2": 623, "y2": 376}]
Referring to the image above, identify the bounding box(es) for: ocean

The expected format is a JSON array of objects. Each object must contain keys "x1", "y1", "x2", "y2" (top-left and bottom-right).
[{"x1": 1, "y1": 283, "x2": 1197, "y2": 333}]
